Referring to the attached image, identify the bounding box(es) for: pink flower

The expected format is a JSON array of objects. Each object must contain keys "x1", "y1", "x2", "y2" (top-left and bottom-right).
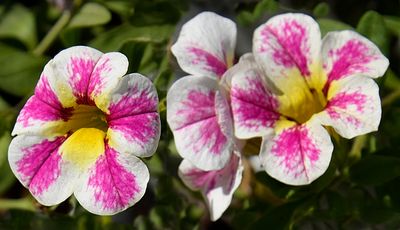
[
  {"x1": 230, "y1": 13, "x2": 389, "y2": 185},
  {"x1": 167, "y1": 12, "x2": 243, "y2": 220},
  {"x1": 8, "y1": 46, "x2": 161, "y2": 215}
]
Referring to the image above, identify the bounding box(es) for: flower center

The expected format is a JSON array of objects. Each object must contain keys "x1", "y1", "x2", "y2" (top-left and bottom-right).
[
  {"x1": 66, "y1": 104, "x2": 108, "y2": 133},
  {"x1": 279, "y1": 87, "x2": 327, "y2": 124}
]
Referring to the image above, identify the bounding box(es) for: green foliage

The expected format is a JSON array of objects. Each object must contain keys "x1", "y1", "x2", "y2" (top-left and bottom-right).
[
  {"x1": 67, "y1": 3, "x2": 111, "y2": 29},
  {"x1": 357, "y1": 11, "x2": 390, "y2": 54},
  {"x1": 0, "y1": 4, "x2": 37, "y2": 50},
  {"x1": 0, "y1": 43, "x2": 48, "y2": 96},
  {"x1": 0, "y1": 0, "x2": 399, "y2": 229}
]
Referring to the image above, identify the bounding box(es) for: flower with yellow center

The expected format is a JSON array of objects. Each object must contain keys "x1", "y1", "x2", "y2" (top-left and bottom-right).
[
  {"x1": 230, "y1": 13, "x2": 389, "y2": 185},
  {"x1": 8, "y1": 46, "x2": 161, "y2": 215}
]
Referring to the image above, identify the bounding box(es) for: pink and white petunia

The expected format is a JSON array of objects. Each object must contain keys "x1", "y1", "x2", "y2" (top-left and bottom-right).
[
  {"x1": 9, "y1": 46, "x2": 161, "y2": 215},
  {"x1": 168, "y1": 12, "x2": 243, "y2": 220},
  {"x1": 178, "y1": 152, "x2": 243, "y2": 221},
  {"x1": 168, "y1": 12, "x2": 238, "y2": 171},
  {"x1": 230, "y1": 13, "x2": 389, "y2": 185}
]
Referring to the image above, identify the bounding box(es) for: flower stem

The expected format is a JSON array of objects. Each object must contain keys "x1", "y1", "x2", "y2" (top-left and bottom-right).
[
  {"x1": 0, "y1": 197, "x2": 36, "y2": 212},
  {"x1": 382, "y1": 88, "x2": 400, "y2": 107},
  {"x1": 33, "y1": 10, "x2": 72, "y2": 56},
  {"x1": 348, "y1": 135, "x2": 367, "y2": 161}
]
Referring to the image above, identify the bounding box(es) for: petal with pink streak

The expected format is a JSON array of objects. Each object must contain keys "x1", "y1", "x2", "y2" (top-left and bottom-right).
[
  {"x1": 321, "y1": 30, "x2": 389, "y2": 93},
  {"x1": 316, "y1": 75, "x2": 381, "y2": 139},
  {"x1": 167, "y1": 76, "x2": 233, "y2": 170},
  {"x1": 253, "y1": 13, "x2": 321, "y2": 93},
  {"x1": 178, "y1": 152, "x2": 243, "y2": 221},
  {"x1": 8, "y1": 135, "x2": 79, "y2": 206},
  {"x1": 260, "y1": 120, "x2": 333, "y2": 185},
  {"x1": 12, "y1": 74, "x2": 73, "y2": 136},
  {"x1": 44, "y1": 46, "x2": 103, "y2": 107},
  {"x1": 74, "y1": 141, "x2": 149, "y2": 215},
  {"x1": 171, "y1": 12, "x2": 236, "y2": 79},
  {"x1": 88, "y1": 52, "x2": 129, "y2": 110},
  {"x1": 230, "y1": 57, "x2": 280, "y2": 139},
  {"x1": 106, "y1": 74, "x2": 160, "y2": 158}
]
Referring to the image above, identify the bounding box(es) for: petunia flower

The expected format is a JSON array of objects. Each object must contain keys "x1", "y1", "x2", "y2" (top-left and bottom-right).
[
  {"x1": 230, "y1": 13, "x2": 389, "y2": 185},
  {"x1": 168, "y1": 11, "x2": 238, "y2": 171},
  {"x1": 167, "y1": 12, "x2": 243, "y2": 220},
  {"x1": 8, "y1": 46, "x2": 161, "y2": 215}
]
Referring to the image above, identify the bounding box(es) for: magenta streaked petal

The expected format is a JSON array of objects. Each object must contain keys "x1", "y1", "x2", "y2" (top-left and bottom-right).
[
  {"x1": 316, "y1": 76, "x2": 381, "y2": 139},
  {"x1": 261, "y1": 120, "x2": 333, "y2": 185},
  {"x1": 8, "y1": 135, "x2": 78, "y2": 206},
  {"x1": 44, "y1": 46, "x2": 103, "y2": 107},
  {"x1": 230, "y1": 58, "x2": 280, "y2": 139},
  {"x1": 253, "y1": 13, "x2": 321, "y2": 92},
  {"x1": 178, "y1": 152, "x2": 243, "y2": 221},
  {"x1": 167, "y1": 76, "x2": 233, "y2": 171},
  {"x1": 74, "y1": 142, "x2": 149, "y2": 215},
  {"x1": 322, "y1": 30, "x2": 389, "y2": 93},
  {"x1": 106, "y1": 74, "x2": 160, "y2": 157},
  {"x1": 88, "y1": 52, "x2": 128, "y2": 109},
  {"x1": 13, "y1": 95, "x2": 73, "y2": 136},
  {"x1": 171, "y1": 12, "x2": 236, "y2": 79}
]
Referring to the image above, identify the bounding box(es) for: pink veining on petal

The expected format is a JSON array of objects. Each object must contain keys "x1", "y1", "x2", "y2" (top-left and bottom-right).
[
  {"x1": 88, "y1": 142, "x2": 140, "y2": 210},
  {"x1": 108, "y1": 113, "x2": 159, "y2": 147},
  {"x1": 176, "y1": 90, "x2": 215, "y2": 129},
  {"x1": 325, "y1": 91, "x2": 367, "y2": 127},
  {"x1": 107, "y1": 85, "x2": 158, "y2": 121},
  {"x1": 17, "y1": 96, "x2": 73, "y2": 128},
  {"x1": 176, "y1": 90, "x2": 227, "y2": 155},
  {"x1": 231, "y1": 74, "x2": 280, "y2": 132},
  {"x1": 17, "y1": 137, "x2": 66, "y2": 195},
  {"x1": 323, "y1": 39, "x2": 377, "y2": 94},
  {"x1": 271, "y1": 125, "x2": 320, "y2": 180},
  {"x1": 17, "y1": 75, "x2": 73, "y2": 127},
  {"x1": 187, "y1": 47, "x2": 227, "y2": 78},
  {"x1": 259, "y1": 20, "x2": 311, "y2": 76},
  {"x1": 87, "y1": 57, "x2": 111, "y2": 97},
  {"x1": 184, "y1": 154, "x2": 239, "y2": 194},
  {"x1": 69, "y1": 57, "x2": 97, "y2": 105}
]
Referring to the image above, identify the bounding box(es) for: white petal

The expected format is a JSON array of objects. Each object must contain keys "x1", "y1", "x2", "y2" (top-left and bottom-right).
[
  {"x1": 106, "y1": 74, "x2": 160, "y2": 158},
  {"x1": 321, "y1": 30, "x2": 389, "y2": 92},
  {"x1": 167, "y1": 76, "x2": 233, "y2": 170},
  {"x1": 178, "y1": 152, "x2": 243, "y2": 221},
  {"x1": 74, "y1": 142, "x2": 149, "y2": 215},
  {"x1": 260, "y1": 119, "x2": 333, "y2": 185},
  {"x1": 8, "y1": 135, "x2": 79, "y2": 206},
  {"x1": 316, "y1": 75, "x2": 381, "y2": 139},
  {"x1": 171, "y1": 12, "x2": 236, "y2": 79}
]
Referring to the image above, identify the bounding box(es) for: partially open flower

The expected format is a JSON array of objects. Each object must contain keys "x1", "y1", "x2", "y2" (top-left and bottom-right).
[
  {"x1": 167, "y1": 12, "x2": 243, "y2": 220},
  {"x1": 9, "y1": 46, "x2": 161, "y2": 215},
  {"x1": 230, "y1": 13, "x2": 389, "y2": 185}
]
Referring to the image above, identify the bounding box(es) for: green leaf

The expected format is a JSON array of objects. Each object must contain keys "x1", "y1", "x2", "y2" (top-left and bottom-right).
[
  {"x1": 313, "y1": 2, "x2": 330, "y2": 18},
  {"x1": 67, "y1": 3, "x2": 111, "y2": 29},
  {"x1": 357, "y1": 11, "x2": 390, "y2": 55},
  {"x1": 130, "y1": 1, "x2": 181, "y2": 26},
  {"x1": 89, "y1": 24, "x2": 174, "y2": 52},
  {"x1": 0, "y1": 4, "x2": 37, "y2": 50},
  {"x1": 237, "y1": 0, "x2": 278, "y2": 26},
  {"x1": 103, "y1": 1, "x2": 135, "y2": 19},
  {"x1": 384, "y1": 16, "x2": 400, "y2": 37},
  {"x1": 0, "y1": 132, "x2": 15, "y2": 194},
  {"x1": 350, "y1": 155, "x2": 400, "y2": 185},
  {"x1": 249, "y1": 201, "x2": 299, "y2": 229},
  {"x1": 317, "y1": 18, "x2": 353, "y2": 36},
  {"x1": 0, "y1": 43, "x2": 48, "y2": 96}
]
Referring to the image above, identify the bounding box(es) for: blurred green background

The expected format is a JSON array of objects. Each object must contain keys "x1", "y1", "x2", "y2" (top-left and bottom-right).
[{"x1": 1, "y1": 0, "x2": 400, "y2": 229}]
